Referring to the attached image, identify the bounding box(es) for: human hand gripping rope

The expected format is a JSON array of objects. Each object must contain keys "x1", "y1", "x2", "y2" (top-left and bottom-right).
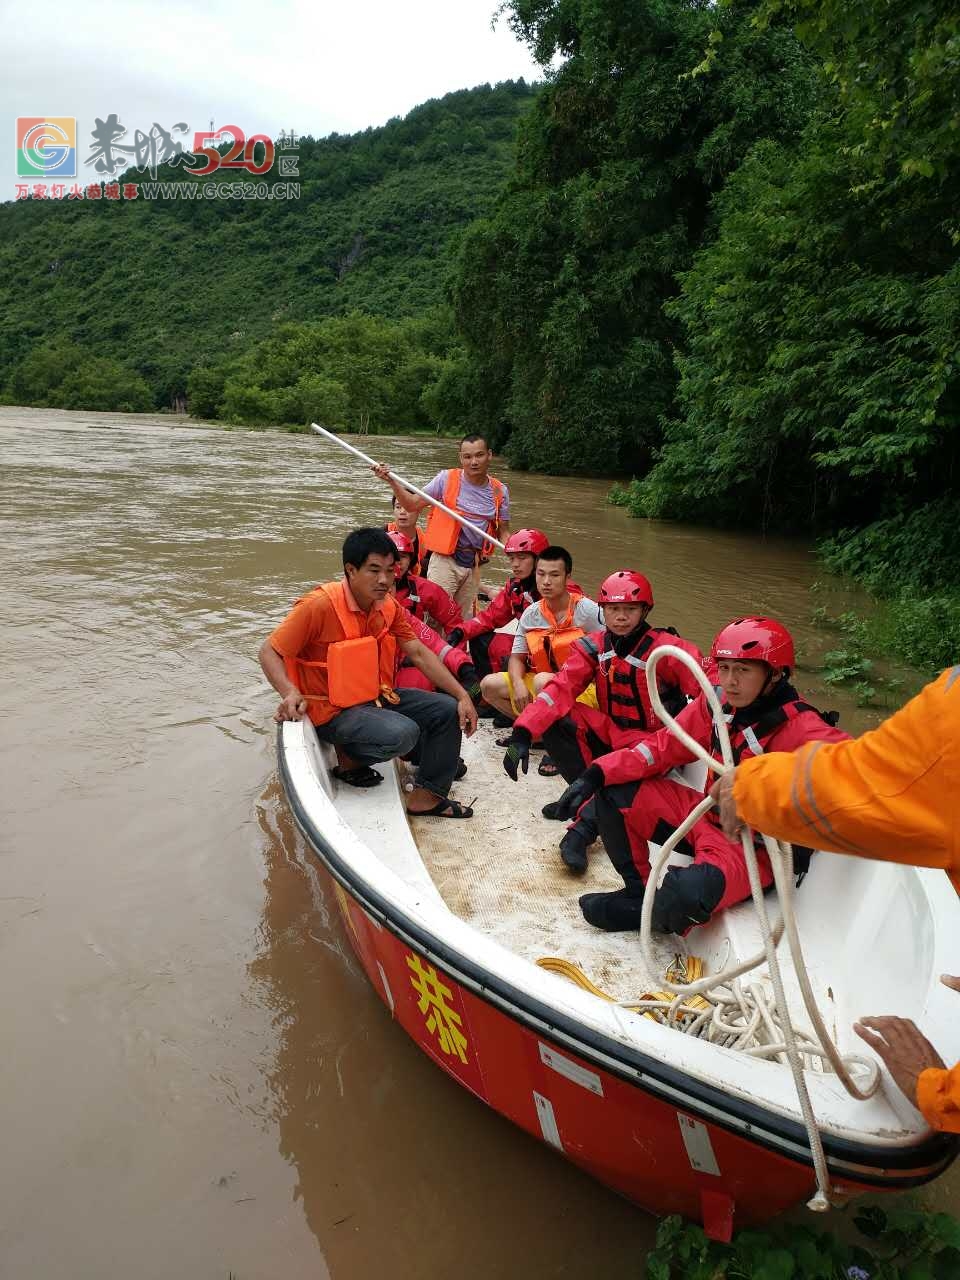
[{"x1": 636, "y1": 646, "x2": 881, "y2": 1212}]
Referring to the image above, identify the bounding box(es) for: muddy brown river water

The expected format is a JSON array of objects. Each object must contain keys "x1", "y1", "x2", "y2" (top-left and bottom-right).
[{"x1": 1, "y1": 407, "x2": 952, "y2": 1278}]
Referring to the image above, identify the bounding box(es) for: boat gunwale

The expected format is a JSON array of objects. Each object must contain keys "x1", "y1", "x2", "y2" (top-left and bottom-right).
[{"x1": 276, "y1": 723, "x2": 959, "y2": 1190}]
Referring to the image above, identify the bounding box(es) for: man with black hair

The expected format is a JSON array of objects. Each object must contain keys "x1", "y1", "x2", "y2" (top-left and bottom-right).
[
  {"x1": 501, "y1": 570, "x2": 708, "y2": 873},
  {"x1": 372, "y1": 433, "x2": 510, "y2": 617},
  {"x1": 258, "y1": 527, "x2": 477, "y2": 818},
  {"x1": 479, "y1": 547, "x2": 602, "y2": 738},
  {"x1": 550, "y1": 617, "x2": 848, "y2": 932}
]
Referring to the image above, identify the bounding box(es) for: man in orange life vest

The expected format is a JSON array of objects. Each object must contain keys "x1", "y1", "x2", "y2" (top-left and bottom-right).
[
  {"x1": 552, "y1": 617, "x2": 848, "y2": 932},
  {"x1": 478, "y1": 546, "x2": 603, "y2": 733},
  {"x1": 501, "y1": 570, "x2": 709, "y2": 874},
  {"x1": 711, "y1": 663, "x2": 960, "y2": 1134},
  {"x1": 258, "y1": 527, "x2": 478, "y2": 818},
  {"x1": 372, "y1": 434, "x2": 510, "y2": 618}
]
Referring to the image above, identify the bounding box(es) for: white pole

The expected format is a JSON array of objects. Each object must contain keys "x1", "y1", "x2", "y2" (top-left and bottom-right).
[{"x1": 310, "y1": 423, "x2": 507, "y2": 552}]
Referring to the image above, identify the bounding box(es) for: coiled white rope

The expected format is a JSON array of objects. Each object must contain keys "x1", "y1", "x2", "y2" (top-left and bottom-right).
[{"x1": 638, "y1": 647, "x2": 880, "y2": 1212}]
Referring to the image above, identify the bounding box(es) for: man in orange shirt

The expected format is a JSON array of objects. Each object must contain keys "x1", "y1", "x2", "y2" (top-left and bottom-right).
[
  {"x1": 259, "y1": 527, "x2": 478, "y2": 818},
  {"x1": 710, "y1": 664, "x2": 960, "y2": 1133}
]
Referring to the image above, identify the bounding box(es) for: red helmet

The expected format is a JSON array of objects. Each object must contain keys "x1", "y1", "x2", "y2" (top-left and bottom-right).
[
  {"x1": 504, "y1": 527, "x2": 549, "y2": 556},
  {"x1": 598, "y1": 570, "x2": 654, "y2": 607},
  {"x1": 387, "y1": 529, "x2": 415, "y2": 557},
  {"x1": 711, "y1": 617, "x2": 795, "y2": 670}
]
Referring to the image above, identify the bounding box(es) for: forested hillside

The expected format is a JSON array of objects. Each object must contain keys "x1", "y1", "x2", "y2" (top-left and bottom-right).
[
  {"x1": 442, "y1": 0, "x2": 959, "y2": 669},
  {"x1": 0, "y1": 81, "x2": 535, "y2": 421}
]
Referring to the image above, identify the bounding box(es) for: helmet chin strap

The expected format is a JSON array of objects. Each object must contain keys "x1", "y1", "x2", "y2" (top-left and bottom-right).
[{"x1": 611, "y1": 618, "x2": 650, "y2": 657}]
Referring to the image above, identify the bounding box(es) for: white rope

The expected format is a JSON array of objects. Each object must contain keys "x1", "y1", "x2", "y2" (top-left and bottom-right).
[{"x1": 637, "y1": 647, "x2": 880, "y2": 1212}]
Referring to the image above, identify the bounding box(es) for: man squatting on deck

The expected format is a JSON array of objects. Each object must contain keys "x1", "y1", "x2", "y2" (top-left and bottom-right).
[{"x1": 259, "y1": 527, "x2": 477, "y2": 819}]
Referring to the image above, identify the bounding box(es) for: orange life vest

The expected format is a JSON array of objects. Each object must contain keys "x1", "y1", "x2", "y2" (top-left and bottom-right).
[
  {"x1": 284, "y1": 582, "x2": 398, "y2": 725},
  {"x1": 421, "y1": 469, "x2": 505, "y2": 558},
  {"x1": 526, "y1": 592, "x2": 586, "y2": 675}
]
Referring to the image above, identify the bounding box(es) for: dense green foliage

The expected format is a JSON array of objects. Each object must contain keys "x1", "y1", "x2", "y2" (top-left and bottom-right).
[
  {"x1": 629, "y1": 126, "x2": 958, "y2": 532},
  {"x1": 0, "y1": 81, "x2": 535, "y2": 420},
  {"x1": 646, "y1": 1205, "x2": 960, "y2": 1279},
  {"x1": 814, "y1": 498, "x2": 960, "y2": 671},
  {"x1": 443, "y1": 0, "x2": 819, "y2": 473},
  {"x1": 599, "y1": 0, "x2": 959, "y2": 669},
  {"x1": 188, "y1": 310, "x2": 455, "y2": 432}
]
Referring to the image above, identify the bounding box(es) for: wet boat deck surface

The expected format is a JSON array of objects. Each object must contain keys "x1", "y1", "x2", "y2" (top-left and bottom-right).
[{"x1": 410, "y1": 719, "x2": 679, "y2": 1001}]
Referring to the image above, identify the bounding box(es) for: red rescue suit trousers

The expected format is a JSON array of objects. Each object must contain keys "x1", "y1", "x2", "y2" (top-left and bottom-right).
[
  {"x1": 543, "y1": 703, "x2": 652, "y2": 785},
  {"x1": 598, "y1": 777, "x2": 774, "y2": 915}
]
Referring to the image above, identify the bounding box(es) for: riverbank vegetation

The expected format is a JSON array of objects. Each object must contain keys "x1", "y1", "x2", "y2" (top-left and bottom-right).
[
  {"x1": 186, "y1": 310, "x2": 457, "y2": 433},
  {"x1": 0, "y1": 81, "x2": 535, "y2": 422},
  {"x1": 646, "y1": 1204, "x2": 960, "y2": 1279},
  {"x1": 445, "y1": 0, "x2": 957, "y2": 671}
]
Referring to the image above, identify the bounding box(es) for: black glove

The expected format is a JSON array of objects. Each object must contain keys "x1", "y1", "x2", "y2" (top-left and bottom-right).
[
  {"x1": 554, "y1": 765, "x2": 604, "y2": 821},
  {"x1": 502, "y1": 726, "x2": 532, "y2": 781},
  {"x1": 447, "y1": 627, "x2": 466, "y2": 648},
  {"x1": 459, "y1": 663, "x2": 482, "y2": 703}
]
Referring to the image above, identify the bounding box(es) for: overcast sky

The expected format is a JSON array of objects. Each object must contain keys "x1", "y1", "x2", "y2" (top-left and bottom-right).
[{"x1": 5, "y1": 0, "x2": 543, "y2": 179}]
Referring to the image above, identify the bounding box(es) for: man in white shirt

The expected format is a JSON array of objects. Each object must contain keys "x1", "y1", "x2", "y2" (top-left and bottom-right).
[{"x1": 479, "y1": 546, "x2": 602, "y2": 723}]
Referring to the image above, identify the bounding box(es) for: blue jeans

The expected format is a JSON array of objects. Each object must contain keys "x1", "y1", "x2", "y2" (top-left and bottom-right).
[{"x1": 314, "y1": 687, "x2": 461, "y2": 797}]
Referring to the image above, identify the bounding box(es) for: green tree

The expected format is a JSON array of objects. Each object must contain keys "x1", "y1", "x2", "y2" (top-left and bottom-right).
[
  {"x1": 0, "y1": 82, "x2": 537, "y2": 413},
  {"x1": 634, "y1": 0, "x2": 960, "y2": 532},
  {"x1": 446, "y1": 0, "x2": 818, "y2": 474}
]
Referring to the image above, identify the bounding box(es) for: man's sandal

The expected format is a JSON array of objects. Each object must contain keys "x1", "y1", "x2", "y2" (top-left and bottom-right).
[
  {"x1": 410, "y1": 796, "x2": 474, "y2": 819},
  {"x1": 331, "y1": 764, "x2": 383, "y2": 788},
  {"x1": 538, "y1": 755, "x2": 560, "y2": 777}
]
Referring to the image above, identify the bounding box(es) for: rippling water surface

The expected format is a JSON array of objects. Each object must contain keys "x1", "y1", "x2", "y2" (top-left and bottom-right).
[{"x1": 0, "y1": 407, "x2": 946, "y2": 1278}]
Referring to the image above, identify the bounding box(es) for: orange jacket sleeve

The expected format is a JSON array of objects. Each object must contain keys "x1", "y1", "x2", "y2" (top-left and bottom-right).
[
  {"x1": 917, "y1": 1064, "x2": 960, "y2": 1133},
  {"x1": 731, "y1": 666, "x2": 960, "y2": 890}
]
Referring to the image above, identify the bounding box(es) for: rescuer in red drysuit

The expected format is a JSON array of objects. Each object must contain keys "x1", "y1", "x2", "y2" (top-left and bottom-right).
[
  {"x1": 551, "y1": 617, "x2": 849, "y2": 934},
  {"x1": 500, "y1": 570, "x2": 709, "y2": 874},
  {"x1": 446, "y1": 527, "x2": 555, "y2": 680},
  {"x1": 388, "y1": 534, "x2": 480, "y2": 704},
  {"x1": 388, "y1": 530, "x2": 463, "y2": 636},
  {"x1": 386, "y1": 494, "x2": 425, "y2": 575}
]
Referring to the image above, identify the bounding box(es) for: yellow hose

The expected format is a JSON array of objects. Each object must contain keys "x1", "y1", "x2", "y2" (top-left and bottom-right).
[{"x1": 536, "y1": 954, "x2": 711, "y2": 1021}]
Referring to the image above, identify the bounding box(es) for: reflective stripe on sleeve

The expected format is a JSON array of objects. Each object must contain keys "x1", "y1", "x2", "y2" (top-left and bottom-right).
[
  {"x1": 633, "y1": 742, "x2": 656, "y2": 765},
  {"x1": 438, "y1": 644, "x2": 451, "y2": 660},
  {"x1": 537, "y1": 691, "x2": 555, "y2": 707}
]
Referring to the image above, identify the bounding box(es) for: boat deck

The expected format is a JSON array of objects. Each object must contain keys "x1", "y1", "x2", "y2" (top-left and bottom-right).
[{"x1": 410, "y1": 719, "x2": 679, "y2": 1001}]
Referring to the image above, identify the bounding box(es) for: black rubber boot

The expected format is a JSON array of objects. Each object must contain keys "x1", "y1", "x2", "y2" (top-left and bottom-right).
[
  {"x1": 650, "y1": 864, "x2": 726, "y2": 935},
  {"x1": 559, "y1": 828, "x2": 590, "y2": 875},
  {"x1": 542, "y1": 800, "x2": 564, "y2": 820},
  {"x1": 579, "y1": 887, "x2": 646, "y2": 932}
]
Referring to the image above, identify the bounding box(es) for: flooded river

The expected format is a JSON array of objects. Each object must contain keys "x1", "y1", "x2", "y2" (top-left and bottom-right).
[{"x1": 0, "y1": 407, "x2": 947, "y2": 1278}]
